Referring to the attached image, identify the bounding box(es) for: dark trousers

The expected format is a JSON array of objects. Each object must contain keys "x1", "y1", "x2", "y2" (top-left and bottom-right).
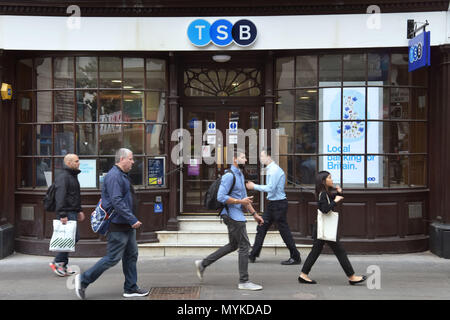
[
  {"x1": 250, "y1": 199, "x2": 300, "y2": 261},
  {"x1": 202, "y1": 215, "x2": 250, "y2": 283},
  {"x1": 81, "y1": 229, "x2": 139, "y2": 292},
  {"x1": 54, "y1": 211, "x2": 80, "y2": 267},
  {"x1": 301, "y1": 224, "x2": 355, "y2": 277}
]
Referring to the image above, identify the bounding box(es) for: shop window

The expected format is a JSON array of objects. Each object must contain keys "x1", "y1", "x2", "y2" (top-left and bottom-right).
[
  {"x1": 16, "y1": 55, "x2": 168, "y2": 189},
  {"x1": 275, "y1": 52, "x2": 428, "y2": 189}
]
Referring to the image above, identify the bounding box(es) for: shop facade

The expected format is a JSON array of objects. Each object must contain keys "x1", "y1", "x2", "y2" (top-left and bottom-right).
[{"x1": 0, "y1": 1, "x2": 449, "y2": 257}]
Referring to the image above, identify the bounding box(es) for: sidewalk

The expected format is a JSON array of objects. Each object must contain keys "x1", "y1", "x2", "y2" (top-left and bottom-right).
[{"x1": 0, "y1": 251, "x2": 449, "y2": 300}]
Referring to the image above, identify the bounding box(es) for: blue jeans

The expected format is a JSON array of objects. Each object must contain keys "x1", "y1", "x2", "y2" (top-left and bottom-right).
[
  {"x1": 80, "y1": 229, "x2": 139, "y2": 292},
  {"x1": 54, "y1": 211, "x2": 80, "y2": 267}
]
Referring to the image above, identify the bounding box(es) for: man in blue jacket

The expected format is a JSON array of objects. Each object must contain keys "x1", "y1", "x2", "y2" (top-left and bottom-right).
[{"x1": 75, "y1": 148, "x2": 148, "y2": 299}]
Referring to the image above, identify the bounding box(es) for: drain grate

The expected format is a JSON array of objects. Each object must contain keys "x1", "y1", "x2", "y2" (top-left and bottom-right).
[{"x1": 148, "y1": 286, "x2": 201, "y2": 300}]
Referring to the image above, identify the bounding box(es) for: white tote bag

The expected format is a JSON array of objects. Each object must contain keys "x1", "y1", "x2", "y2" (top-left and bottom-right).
[
  {"x1": 49, "y1": 220, "x2": 77, "y2": 252},
  {"x1": 316, "y1": 193, "x2": 339, "y2": 242}
]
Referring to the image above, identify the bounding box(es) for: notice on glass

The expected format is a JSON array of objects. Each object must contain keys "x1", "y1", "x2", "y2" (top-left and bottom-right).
[{"x1": 78, "y1": 159, "x2": 97, "y2": 188}]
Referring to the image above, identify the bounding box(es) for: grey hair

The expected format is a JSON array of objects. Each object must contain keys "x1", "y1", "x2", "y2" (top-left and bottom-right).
[{"x1": 115, "y1": 148, "x2": 132, "y2": 163}]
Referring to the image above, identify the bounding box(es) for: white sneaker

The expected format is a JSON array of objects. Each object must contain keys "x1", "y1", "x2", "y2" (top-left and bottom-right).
[
  {"x1": 238, "y1": 281, "x2": 263, "y2": 291},
  {"x1": 194, "y1": 260, "x2": 205, "y2": 281}
]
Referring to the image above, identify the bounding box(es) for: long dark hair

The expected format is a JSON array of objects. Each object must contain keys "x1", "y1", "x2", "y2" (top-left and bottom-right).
[{"x1": 315, "y1": 170, "x2": 331, "y2": 198}]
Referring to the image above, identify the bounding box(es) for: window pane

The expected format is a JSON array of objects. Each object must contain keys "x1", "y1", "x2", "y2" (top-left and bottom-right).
[
  {"x1": 99, "y1": 57, "x2": 122, "y2": 88},
  {"x1": 319, "y1": 55, "x2": 342, "y2": 84},
  {"x1": 17, "y1": 158, "x2": 33, "y2": 187},
  {"x1": 124, "y1": 58, "x2": 144, "y2": 89},
  {"x1": 17, "y1": 125, "x2": 33, "y2": 155},
  {"x1": 54, "y1": 91, "x2": 74, "y2": 122},
  {"x1": 55, "y1": 124, "x2": 74, "y2": 155},
  {"x1": 36, "y1": 125, "x2": 52, "y2": 156},
  {"x1": 54, "y1": 57, "x2": 74, "y2": 88},
  {"x1": 274, "y1": 123, "x2": 294, "y2": 154},
  {"x1": 368, "y1": 53, "x2": 389, "y2": 85},
  {"x1": 296, "y1": 56, "x2": 317, "y2": 87},
  {"x1": 367, "y1": 121, "x2": 384, "y2": 154},
  {"x1": 389, "y1": 155, "x2": 408, "y2": 187},
  {"x1": 17, "y1": 59, "x2": 33, "y2": 90},
  {"x1": 36, "y1": 58, "x2": 51, "y2": 90},
  {"x1": 390, "y1": 88, "x2": 410, "y2": 119},
  {"x1": 145, "y1": 124, "x2": 165, "y2": 155},
  {"x1": 343, "y1": 154, "x2": 365, "y2": 187},
  {"x1": 54, "y1": 157, "x2": 65, "y2": 178},
  {"x1": 367, "y1": 156, "x2": 388, "y2": 188},
  {"x1": 391, "y1": 122, "x2": 409, "y2": 153},
  {"x1": 99, "y1": 124, "x2": 122, "y2": 155},
  {"x1": 411, "y1": 65, "x2": 428, "y2": 87},
  {"x1": 146, "y1": 92, "x2": 166, "y2": 122},
  {"x1": 319, "y1": 121, "x2": 341, "y2": 155},
  {"x1": 411, "y1": 89, "x2": 427, "y2": 120},
  {"x1": 129, "y1": 157, "x2": 143, "y2": 186},
  {"x1": 296, "y1": 89, "x2": 317, "y2": 120},
  {"x1": 275, "y1": 90, "x2": 294, "y2": 121},
  {"x1": 390, "y1": 54, "x2": 409, "y2": 86},
  {"x1": 319, "y1": 88, "x2": 341, "y2": 120},
  {"x1": 318, "y1": 155, "x2": 341, "y2": 184},
  {"x1": 279, "y1": 156, "x2": 294, "y2": 187},
  {"x1": 99, "y1": 157, "x2": 115, "y2": 188},
  {"x1": 124, "y1": 124, "x2": 144, "y2": 154},
  {"x1": 99, "y1": 91, "x2": 121, "y2": 118},
  {"x1": 76, "y1": 57, "x2": 98, "y2": 88},
  {"x1": 410, "y1": 122, "x2": 427, "y2": 153},
  {"x1": 367, "y1": 87, "x2": 386, "y2": 120},
  {"x1": 37, "y1": 92, "x2": 52, "y2": 122},
  {"x1": 296, "y1": 156, "x2": 316, "y2": 185},
  {"x1": 276, "y1": 57, "x2": 294, "y2": 89},
  {"x1": 343, "y1": 87, "x2": 365, "y2": 120},
  {"x1": 76, "y1": 124, "x2": 97, "y2": 155},
  {"x1": 410, "y1": 155, "x2": 427, "y2": 187},
  {"x1": 295, "y1": 123, "x2": 317, "y2": 153},
  {"x1": 36, "y1": 158, "x2": 52, "y2": 187},
  {"x1": 123, "y1": 91, "x2": 144, "y2": 122},
  {"x1": 17, "y1": 92, "x2": 33, "y2": 122},
  {"x1": 146, "y1": 58, "x2": 167, "y2": 90},
  {"x1": 343, "y1": 54, "x2": 366, "y2": 85},
  {"x1": 76, "y1": 91, "x2": 97, "y2": 121}
]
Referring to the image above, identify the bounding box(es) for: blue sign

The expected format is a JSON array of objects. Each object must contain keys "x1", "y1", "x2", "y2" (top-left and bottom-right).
[
  {"x1": 154, "y1": 203, "x2": 163, "y2": 213},
  {"x1": 408, "y1": 31, "x2": 430, "y2": 72},
  {"x1": 148, "y1": 157, "x2": 165, "y2": 187},
  {"x1": 188, "y1": 19, "x2": 257, "y2": 47}
]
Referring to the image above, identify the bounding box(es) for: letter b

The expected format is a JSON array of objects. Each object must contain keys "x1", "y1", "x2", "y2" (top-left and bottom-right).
[{"x1": 232, "y1": 19, "x2": 257, "y2": 46}]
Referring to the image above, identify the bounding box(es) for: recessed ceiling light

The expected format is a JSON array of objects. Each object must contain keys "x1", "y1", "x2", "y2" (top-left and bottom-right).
[{"x1": 111, "y1": 80, "x2": 122, "y2": 83}]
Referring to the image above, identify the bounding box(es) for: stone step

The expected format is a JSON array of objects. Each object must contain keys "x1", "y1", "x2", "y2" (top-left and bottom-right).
[{"x1": 138, "y1": 215, "x2": 312, "y2": 257}]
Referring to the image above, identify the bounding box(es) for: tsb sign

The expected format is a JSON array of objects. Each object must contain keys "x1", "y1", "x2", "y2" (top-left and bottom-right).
[{"x1": 187, "y1": 19, "x2": 257, "y2": 47}]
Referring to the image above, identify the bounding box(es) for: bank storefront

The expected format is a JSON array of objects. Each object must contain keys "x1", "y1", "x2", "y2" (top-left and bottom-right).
[{"x1": 0, "y1": 3, "x2": 449, "y2": 257}]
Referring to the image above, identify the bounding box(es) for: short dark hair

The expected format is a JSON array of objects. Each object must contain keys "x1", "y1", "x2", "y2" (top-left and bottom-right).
[
  {"x1": 233, "y1": 148, "x2": 246, "y2": 159},
  {"x1": 261, "y1": 147, "x2": 272, "y2": 157}
]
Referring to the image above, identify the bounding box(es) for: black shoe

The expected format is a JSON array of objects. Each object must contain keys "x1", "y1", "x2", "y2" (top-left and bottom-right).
[
  {"x1": 248, "y1": 256, "x2": 256, "y2": 263},
  {"x1": 349, "y1": 275, "x2": 367, "y2": 285},
  {"x1": 298, "y1": 276, "x2": 317, "y2": 284},
  {"x1": 123, "y1": 287, "x2": 150, "y2": 298},
  {"x1": 281, "y1": 258, "x2": 301, "y2": 265}
]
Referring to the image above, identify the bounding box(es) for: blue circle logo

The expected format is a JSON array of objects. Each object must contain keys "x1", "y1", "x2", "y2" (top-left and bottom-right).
[
  {"x1": 187, "y1": 19, "x2": 211, "y2": 47},
  {"x1": 187, "y1": 19, "x2": 257, "y2": 47}
]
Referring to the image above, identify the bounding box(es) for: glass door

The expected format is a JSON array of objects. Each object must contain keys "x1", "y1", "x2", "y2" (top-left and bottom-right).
[{"x1": 182, "y1": 106, "x2": 261, "y2": 213}]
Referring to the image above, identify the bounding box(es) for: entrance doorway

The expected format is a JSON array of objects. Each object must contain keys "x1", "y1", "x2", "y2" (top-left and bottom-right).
[{"x1": 182, "y1": 106, "x2": 262, "y2": 213}]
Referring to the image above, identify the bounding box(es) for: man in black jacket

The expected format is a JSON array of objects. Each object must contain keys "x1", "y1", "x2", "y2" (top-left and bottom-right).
[{"x1": 49, "y1": 154, "x2": 85, "y2": 277}]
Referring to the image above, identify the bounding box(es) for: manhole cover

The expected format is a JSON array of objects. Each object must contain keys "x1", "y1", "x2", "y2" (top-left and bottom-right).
[{"x1": 148, "y1": 286, "x2": 201, "y2": 300}]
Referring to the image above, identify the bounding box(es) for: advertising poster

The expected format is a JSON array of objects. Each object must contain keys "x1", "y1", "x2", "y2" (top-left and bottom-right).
[
  {"x1": 78, "y1": 159, "x2": 97, "y2": 188},
  {"x1": 148, "y1": 157, "x2": 165, "y2": 187},
  {"x1": 319, "y1": 85, "x2": 383, "y2": 186}
]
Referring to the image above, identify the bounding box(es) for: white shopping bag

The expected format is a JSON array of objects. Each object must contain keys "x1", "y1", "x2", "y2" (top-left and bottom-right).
[
  {"x1": 316, "y1": 193, "x2": 339, "y2": 242},
  {"x1": 49, "y1": 220, "x2": 77, "y2": 252}
]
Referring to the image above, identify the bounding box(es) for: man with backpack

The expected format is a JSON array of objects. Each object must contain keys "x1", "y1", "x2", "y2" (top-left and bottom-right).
[
  {"x1": 195, "y1": 149, "x2": 264, "y2": 291},
  {"x1": 49, "y1": 153, "x2": 85, "y2": 277},
  {"x1": 75, "y1": 148, "x2": 148, "y2": 299}
]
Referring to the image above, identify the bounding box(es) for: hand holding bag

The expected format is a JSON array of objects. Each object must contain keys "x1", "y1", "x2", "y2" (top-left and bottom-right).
[
  {"x1": 316, "y1": 192, "x2": 339, "y2": 242},
  {"x1": 49, "y1": 219, "x2": 77, "y2": 252}
]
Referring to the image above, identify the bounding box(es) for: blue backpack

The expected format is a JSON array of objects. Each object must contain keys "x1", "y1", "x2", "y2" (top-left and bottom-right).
[{"x1": 90, "y1": 199, "x2": 116, "y2": 235}]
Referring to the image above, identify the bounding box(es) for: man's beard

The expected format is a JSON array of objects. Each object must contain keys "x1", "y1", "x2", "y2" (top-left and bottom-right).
[{"x1": 238, "y1": 163, "x2": 245, "y2": 170}]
